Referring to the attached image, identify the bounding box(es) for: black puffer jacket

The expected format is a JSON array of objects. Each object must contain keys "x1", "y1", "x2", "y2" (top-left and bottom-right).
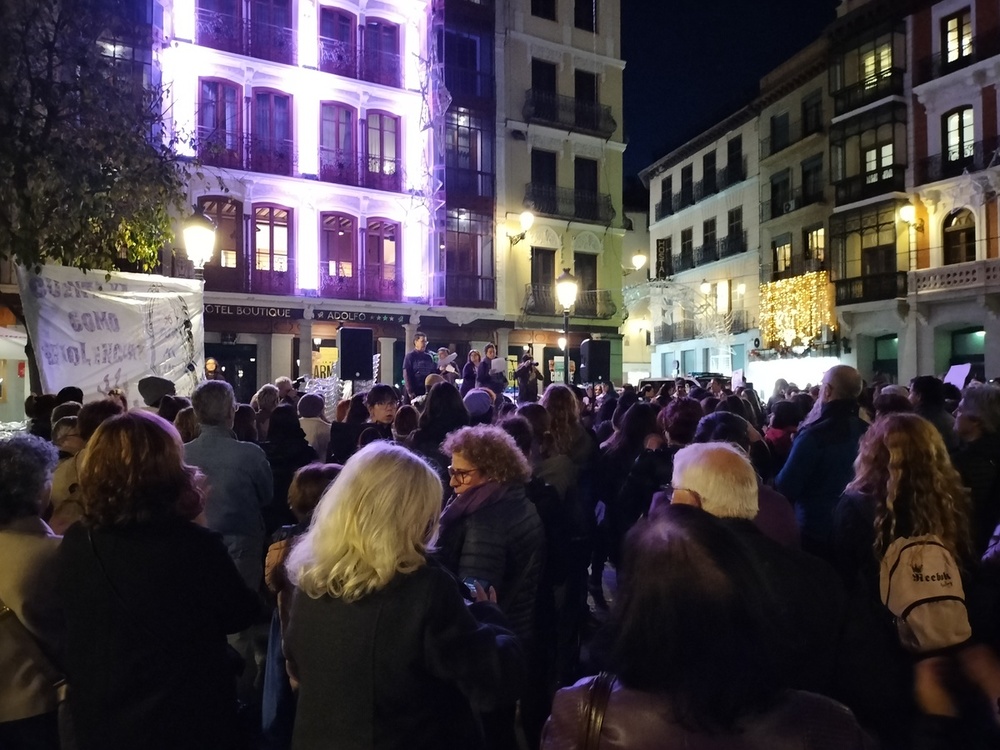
[{"x1": 435, "y1": 484, "x2": 545, "y2": 646}]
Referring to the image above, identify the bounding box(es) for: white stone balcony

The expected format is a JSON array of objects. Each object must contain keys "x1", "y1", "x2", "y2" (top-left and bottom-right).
[{"x1": 909, "y1": 258, "x2": 1000, "y2": 296}]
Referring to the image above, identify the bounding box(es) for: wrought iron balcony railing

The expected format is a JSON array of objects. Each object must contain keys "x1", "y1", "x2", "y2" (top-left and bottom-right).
[
  {"x1": 524, "y1": 183, "x2": 616, "y2": 225},
  {"x1": 832, "y1": 68, "x2": 905, "y2": 117},
  {"x1": 523, "y1": 89, "x2": 617, "y2": 138},
  {"x1": 430, "y1": 273, "x2": 496, "y2": 308},
  {"x1": 248, "y1": 136, "x2": 295, "y2": 176},
  {"x1": 673, "y1": 249, "x2": 695, "y2": 272},
  {"x1": 695, "y1": 240, "x2": 719, "y2": 266},
  {"x1": 916, "y1": 137, "x2": 1000, "y2": 185},
  {"x1": 360, "y1": 49, "x2": 402, "y2": 88},
  {"x1": 195, "y1": 9, "x2": 244, "y2": 55},
  {"x1": 718, "y1": 230, "x2": 748, "y2": 258},
  {"x1": 319, "y1": 37, "x2": 357, "y2": 79},
  {"x1": 914, "y1": 32, "x2": 1000, "y2": 85},
  {"x1": 718, "y1": 157, "x2": 748, "y2": 190},
  {"x1": 834, "y1": 271, "x2": 908, "y2": 306},
  {"x1": 762, "y1": 256, "x2": 827, "y2": 283},
  {"x1": 194, "y1": 11, "x2": 297, "y2": 65},
  {"x1": 247, "y1": 20, "x2": 296, "y2": 65},
  {"x1": 318, "y1": 269, "x2": 400, "y2": 302},
  {"x1": 834, "y1": 165, "x2": 905, "y2": 206},
  {"x1": 317, "y1": 148, "x2": 404, "y2": 192},
  {"x1": 653, "y1": 198, "x2": 673, "y2": 222},
  {"x1": 729, "y1": 308, "x2": 752, "y2": 334},
  {"x1": 522, "y1": 285, "x2": 617, "y2": 319},
  {"x1": 761, "y1": 117, "x2": 824, "y2": 159},
  {"x1": 196, "y1": 128, "x2": 245, "y2": 170}
]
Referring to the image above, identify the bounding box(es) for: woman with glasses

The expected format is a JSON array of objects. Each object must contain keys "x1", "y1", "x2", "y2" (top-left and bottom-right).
[
  {"x1": 439, "y1": 425, "x2": 545, "y2": 648},
  {"x1": 283, "y1": 442, "x2": 522, "y2": 750}
]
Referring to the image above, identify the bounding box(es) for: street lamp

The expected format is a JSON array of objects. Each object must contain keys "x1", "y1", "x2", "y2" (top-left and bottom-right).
[
  {"x1": 507, "y1": 211, "x2": 535, "y2": 246},
  {"x1": 555, "y1": 268, "x2": 578, "y2": 384},
  {"x1": 631, "y1": 252, "x2": 647, "y2": 271},
  {"x1": 183, "y1": 205, "x2": 217, "y2": 277}
]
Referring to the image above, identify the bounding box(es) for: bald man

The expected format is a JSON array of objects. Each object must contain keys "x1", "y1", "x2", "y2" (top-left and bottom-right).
[{"x1": 776, "y1": 365, "x2": 868, "y2": 560}]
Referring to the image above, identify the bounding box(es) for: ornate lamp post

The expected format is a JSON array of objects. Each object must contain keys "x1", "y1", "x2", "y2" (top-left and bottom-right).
[
  {"x1": 555, "y1": 268, "x2": 578, "y2": 384},
  {"x1": 183, "y1": 205, "x2": 217, "y2": 278}
]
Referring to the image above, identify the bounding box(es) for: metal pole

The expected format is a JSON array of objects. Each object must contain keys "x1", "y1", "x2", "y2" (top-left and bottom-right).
[{"x1": 563, "y1": 307, "x2": 570, "y2": 385}]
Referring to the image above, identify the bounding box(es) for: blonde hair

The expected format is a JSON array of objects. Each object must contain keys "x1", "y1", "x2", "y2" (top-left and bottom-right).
[
  {"x1": 846, "y1": 413, "x2": 972, "y2": 561},
  {"x1": 671, "y1": 442, "x2": 758, "y2": 520},
  {"x1": 442, "y1": 424, "x2": 531, "y2": 485},
  {"x1": 286, "y1": 442, "x2": 442, "y2": 602},
  {"x1": 252, "y1": 384, "x2": 280, "y2": 413}
]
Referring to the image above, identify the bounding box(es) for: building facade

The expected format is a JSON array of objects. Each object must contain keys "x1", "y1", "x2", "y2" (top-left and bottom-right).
[
  {"x1": 639, "y1": 109, "x2": 761, "y2": 380},
  {"x1": 496, "y1": 0, "x2": 627, "y2": 385}
]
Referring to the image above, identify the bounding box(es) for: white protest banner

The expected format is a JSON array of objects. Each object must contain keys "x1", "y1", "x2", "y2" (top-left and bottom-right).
[{"x1": 17, "y1": 265, "x2": 204, "y2": 401}]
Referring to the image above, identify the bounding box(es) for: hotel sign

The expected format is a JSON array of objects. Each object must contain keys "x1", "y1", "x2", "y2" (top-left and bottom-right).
[
  {"x1": 313, "y1": 310, "x2": 407, "y2": 324},
  {"x1": 204, "y1": 304, "x2": 304, "y2": 319}
]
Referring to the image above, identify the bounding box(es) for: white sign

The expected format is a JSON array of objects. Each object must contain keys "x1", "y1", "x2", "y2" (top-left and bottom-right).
[
  {"x1": 17, "y1": 265, "x2": 204, "y2": 401},
  {"x1": 732, "y1": 368, "x2": 745, "y2": 389},
  {"x1": 944, "y1": 363, "x2": 972, "y2": 391}
]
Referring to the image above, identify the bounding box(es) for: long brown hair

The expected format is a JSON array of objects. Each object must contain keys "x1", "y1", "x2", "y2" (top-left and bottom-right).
[
  {"x1": 846, "y1": 413, "x2": 972, "y2": 561},
  {"x1": 79, "y1": 411, "x2": 204, "y2": 527}
]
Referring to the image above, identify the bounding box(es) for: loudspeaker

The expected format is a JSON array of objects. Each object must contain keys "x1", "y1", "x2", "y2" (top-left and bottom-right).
[
  {"x1": 337, "y1": 327, "x2": 374, "y2": 380},
  {"x1": 580, "y1": 339, "x2": 611, "y2": 384}
]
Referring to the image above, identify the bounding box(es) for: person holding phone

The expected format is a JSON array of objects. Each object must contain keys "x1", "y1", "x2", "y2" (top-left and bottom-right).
[{"x1": 514, "y1": 354, "x2": 543, "y2": 404}]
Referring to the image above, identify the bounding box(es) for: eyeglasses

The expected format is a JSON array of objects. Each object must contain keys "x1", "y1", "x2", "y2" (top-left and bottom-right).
[{"x1": 448, "y1": 465, "x2": 477, "y2": 481}]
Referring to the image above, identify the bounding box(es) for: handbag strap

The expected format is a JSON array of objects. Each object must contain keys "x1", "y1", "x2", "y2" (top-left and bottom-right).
[{"x1": 582, "y1": 671, "x2": 615, "y2": 750}]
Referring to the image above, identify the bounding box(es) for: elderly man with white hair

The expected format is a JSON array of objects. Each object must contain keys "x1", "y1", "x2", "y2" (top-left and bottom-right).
[{"x1": 664, "y1": 441, "x2": 848, "y2": 700}]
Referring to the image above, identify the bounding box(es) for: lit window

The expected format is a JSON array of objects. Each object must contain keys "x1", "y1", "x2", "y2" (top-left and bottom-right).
[
  {"x1": 944, "y1": 10, "x2": 973, "y2": 65},
  {"x1": 945, "y1": 107, "x2": 974, "y2": 162},
  {"x1": 806, "y1": 227, "x2": 825, "y2": 262},
  {"x1": 862, "y1": 43, "x2": 892, "y2": 89},
  {"x1": 864, "y1": 143, "x2": 893, "y2": 183},
  {"x1": 774, "y1": 239, "x2": 792, "y2": 273}
]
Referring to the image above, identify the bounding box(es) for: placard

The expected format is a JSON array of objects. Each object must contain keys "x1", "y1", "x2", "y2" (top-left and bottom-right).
[
  {"x1": 944, "y1": 363, "x2": 972, "y2": 390},
  {"x1": 732, "y1": 368, "x2": 745, "y2": 389},
  {"x1": 17, "y1": 265, "x2": 204, "y2": 401}
]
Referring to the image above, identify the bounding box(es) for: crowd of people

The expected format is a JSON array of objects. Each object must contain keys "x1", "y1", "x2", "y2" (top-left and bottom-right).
[{"x1": 3, "y1": 342, "x2": 1000, "y2": 750}]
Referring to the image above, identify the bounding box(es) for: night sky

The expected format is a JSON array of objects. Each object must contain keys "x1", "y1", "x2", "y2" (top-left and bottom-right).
[{"x1": 621, "y1": 0, "x2": 841, "y2": 185}]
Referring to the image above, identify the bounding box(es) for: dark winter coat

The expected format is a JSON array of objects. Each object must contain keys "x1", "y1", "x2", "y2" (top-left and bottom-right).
[
  {"x1": 952, "y1": 431, "x2": 1000, "y2": 555},
  {"x1": 57, "y1": 519, "x2": 258, "y2": 750},
  {"x1": 435, "y1": 484, "x2": 545, "y2": 645},
  {"x1": 284, "y1": 561, "x2": 523, "y2": 750},
  {"x1": 776, "y1": 400, "x2": 868, "y2": 557}
]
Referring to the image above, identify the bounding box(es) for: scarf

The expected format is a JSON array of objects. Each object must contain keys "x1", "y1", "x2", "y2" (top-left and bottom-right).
[{"x1": 439, "y1": 481, "x2": 507, "y2": 536}]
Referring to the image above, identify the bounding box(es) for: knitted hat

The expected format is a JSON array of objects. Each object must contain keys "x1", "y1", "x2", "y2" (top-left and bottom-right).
[
  {"x1": 137, "y1": 376, "x2": 176, "y2": 407},
  {"x1": 463, "y1": 388, "x2": 493, "y2": 419},
  {"x1": 297, "y1": 393, "x2": 325, "y2": 419}
]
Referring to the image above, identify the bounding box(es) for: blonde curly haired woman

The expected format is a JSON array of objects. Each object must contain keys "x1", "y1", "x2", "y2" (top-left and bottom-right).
[
  {"x1": 835, "y1": 413, "x2": 1000, "y2": 746},
  {"x1": 283, "y1": 441, "x2": 522, "y2": 750}
]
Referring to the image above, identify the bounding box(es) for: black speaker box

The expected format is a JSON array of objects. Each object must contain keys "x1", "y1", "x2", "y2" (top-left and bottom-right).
[
  {"x1": 580, "y1": 339, "x2": 611, "y2": 384},
  {"x1": 337, "y1": 327, "x2": 374, "y2": 380}
]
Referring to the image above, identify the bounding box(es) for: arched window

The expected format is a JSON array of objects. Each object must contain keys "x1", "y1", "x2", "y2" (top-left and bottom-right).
[
  {"x1": 253, "y1": 204, "x2": 294, "y2": 294},
  {"x1": 364, "y1": 218, "x2": 400, "y2": 301},
  {"x1": 361, "y1": 18, "x2": 400, "y2": 87},
  {"x1": 364, "y1": 111, "x2": 401, "y2": 191},
  {"x1": 319, "y1": 6, "x2": 357, "y2": 78},
  {"x1": 943, "y1": 107, "x2": 974, "y2": 163},
  {"x1": 197, "y1": 196, "x2": 243, "y2": 268},
  {"x1": 198, "y1": 78, "x2": 242, "y2": 168},
  {"x1": 943, "y1": 208, "x2": 975, "y2": 265},
  {"x1": 319, "y1": 102, "x2": 357, "y2": 185},
  {"x1": 252, "y1": 89, "x2": 293, "y2": 176},
  {"x1": 320, "y1": 213, "x2": 358, "y2": 298}
]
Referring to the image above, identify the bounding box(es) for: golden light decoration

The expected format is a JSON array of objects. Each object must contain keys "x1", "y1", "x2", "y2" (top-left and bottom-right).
[{"x1": 758, "y1": 271, "x2": 835, "y2": 349}]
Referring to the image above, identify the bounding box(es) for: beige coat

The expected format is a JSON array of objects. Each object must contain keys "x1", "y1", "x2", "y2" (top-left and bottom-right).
[
  {"x1": 49, "y1": 451, "x2": 84, "y2": 535},
  {"x1": 0, "y1": 516, "x2": 65, "y2": 722}
]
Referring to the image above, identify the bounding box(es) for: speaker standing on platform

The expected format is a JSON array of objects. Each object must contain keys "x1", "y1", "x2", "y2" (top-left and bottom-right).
[
  {"x1": 515, "y1": 355, "x2": 543, "y2": 404},
  {"x1": 403, "y1": 332, "x2": 437, "y2": 401}
]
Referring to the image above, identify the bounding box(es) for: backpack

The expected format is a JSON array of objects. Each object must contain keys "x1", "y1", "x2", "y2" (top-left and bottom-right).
[{"x1": 879, "y1": 534, "x2": 972, "y2": 654}]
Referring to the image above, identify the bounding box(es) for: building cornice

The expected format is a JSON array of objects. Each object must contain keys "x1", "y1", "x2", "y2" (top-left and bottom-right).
[{"x1": 507, "y1": 30, "x2": 627, "y2": 71}]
